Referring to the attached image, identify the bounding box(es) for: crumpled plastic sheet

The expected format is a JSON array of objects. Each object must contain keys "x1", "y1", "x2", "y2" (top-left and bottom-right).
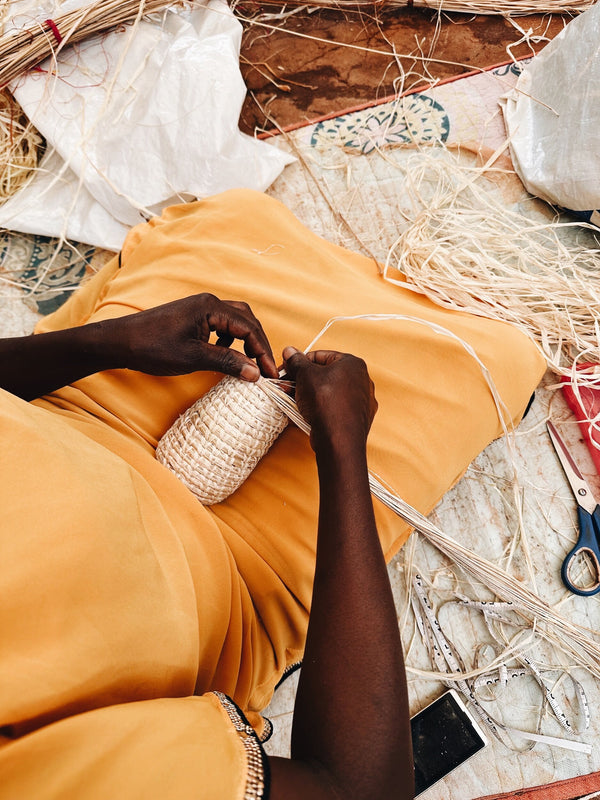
[
  {"x1": 502, "y1": 3, "x2": 600, "y2": 220},
  {"x1": 0, "y1": 0, "x2": 293, "y2": 251}
]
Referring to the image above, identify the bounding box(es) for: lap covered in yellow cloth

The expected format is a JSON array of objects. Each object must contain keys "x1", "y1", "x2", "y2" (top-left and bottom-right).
[
  {"x1": 0, "y1": 694, "x2": 269, "y2": 799},
  {"x1": 0, "y1": 189, "x2": 545, "y2": 794}
]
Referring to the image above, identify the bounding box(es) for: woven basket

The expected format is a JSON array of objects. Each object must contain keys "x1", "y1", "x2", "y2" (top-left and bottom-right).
[{"x1": 156, "y1": 375, "x2": 289, "y2": 504}]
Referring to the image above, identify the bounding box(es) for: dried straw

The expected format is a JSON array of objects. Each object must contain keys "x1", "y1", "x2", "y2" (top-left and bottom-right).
[
  {"x1": 0, "y1": 0, "x2": 186, "y2": 89},
  {"x1": 383, "y1": 150, "x2": 600, "y2": 385},
  {"x1": 259, "y1": 376, "x2": 600, "y2": 679},
  {"x1": 0, "y1": 89, "x2": 44, "y2": 200}
]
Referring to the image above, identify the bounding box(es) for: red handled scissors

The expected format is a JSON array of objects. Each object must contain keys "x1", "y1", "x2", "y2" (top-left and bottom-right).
[{"x1": 547, "y1": 420, "x2": 600, "y2": 597}]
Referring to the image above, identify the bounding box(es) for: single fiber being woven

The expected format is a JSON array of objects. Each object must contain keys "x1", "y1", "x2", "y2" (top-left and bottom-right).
[{"x1": 156, "y1": 375, "x2": 288, "y2": 505}]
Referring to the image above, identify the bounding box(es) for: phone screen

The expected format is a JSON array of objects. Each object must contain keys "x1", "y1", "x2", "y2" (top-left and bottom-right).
[{"x1": 411, "y1": 691, "x2": 487, "y2": 796}]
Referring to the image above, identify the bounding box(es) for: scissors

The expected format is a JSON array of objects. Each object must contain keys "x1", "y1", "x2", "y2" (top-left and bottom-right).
[{"x1": 547, "y1": 420, "x2": 600, "y2": 597}]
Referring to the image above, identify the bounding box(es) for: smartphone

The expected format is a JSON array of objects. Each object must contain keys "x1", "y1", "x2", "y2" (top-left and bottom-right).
[{"x1": 411, "y1": 689, "x2": 488, "y2": 796}]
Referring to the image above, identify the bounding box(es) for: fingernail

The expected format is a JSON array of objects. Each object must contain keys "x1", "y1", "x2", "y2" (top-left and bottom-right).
[
  {"x1": 282, "y1": 346, "x2": 299, "y2": 360},
  {"x1": 240, "y1": 363, "x2": 260, "y2": 381}
]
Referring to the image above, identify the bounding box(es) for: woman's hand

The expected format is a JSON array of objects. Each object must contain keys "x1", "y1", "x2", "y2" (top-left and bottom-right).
[
  {"x1": 282, "y1": 346, "x2": 377, "y2": 453},
  {"x1": 0, "y1": 294, "x2": 278, "y2": 401},
  {"x1": 112, "y1": 294, "x2": 278, "y2": 381}
]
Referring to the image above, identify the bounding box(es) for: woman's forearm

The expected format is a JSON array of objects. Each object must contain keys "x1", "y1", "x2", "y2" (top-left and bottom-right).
[
  {"x1": 269, "y1": 348, "x2": 413, "y2": 800},
  {"x1": 0, "y1": 322, "x2": 122, "y2": 401},
  {"x1": 0, "y1": 294, "x2": 279, "y2": 401},
  {"x1": 289, "y1": 439, "x2": 413, "y2": 800}
]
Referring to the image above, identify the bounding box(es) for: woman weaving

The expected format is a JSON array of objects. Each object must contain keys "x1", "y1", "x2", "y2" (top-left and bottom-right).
[{"x1": 0, "y1": 189, "x2": 545, "y2": 798}]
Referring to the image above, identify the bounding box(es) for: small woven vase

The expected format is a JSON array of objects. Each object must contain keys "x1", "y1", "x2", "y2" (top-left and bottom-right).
[{"x1": 156, "y1": 375, "x2": 289, "y2": 504}]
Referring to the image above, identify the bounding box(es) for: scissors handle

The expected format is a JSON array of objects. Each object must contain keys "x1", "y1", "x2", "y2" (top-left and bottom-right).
[{"x1": 561, "y1": 505, "x2": 600, "y2": 596}]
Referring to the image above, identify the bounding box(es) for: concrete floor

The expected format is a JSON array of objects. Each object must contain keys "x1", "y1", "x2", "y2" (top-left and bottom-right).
[{"x1": 238, "y1": 7, "x2": 568, "y2": 134}]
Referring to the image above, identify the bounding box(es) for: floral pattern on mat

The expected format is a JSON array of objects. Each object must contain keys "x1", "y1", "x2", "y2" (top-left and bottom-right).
[
  {"x1": 0, "y1": 233, "x2": 111, "y2": 315},
  {"x1": 492, "y1": 60, "x2": 528, "y2": 78},
  {"x1": 310, "y1": 94, "x2": 450, "y2": 154}
]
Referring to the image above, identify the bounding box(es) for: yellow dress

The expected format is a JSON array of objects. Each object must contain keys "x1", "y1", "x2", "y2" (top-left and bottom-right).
[
  {"x1": 0, "y1": 189, "x2": 545, "y2": 796},
  {"x1": 0, "y1": 693, "x2": 268, "y2": 799}
]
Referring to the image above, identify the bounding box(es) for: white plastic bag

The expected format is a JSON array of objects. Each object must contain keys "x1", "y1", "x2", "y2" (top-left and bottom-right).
[
  {"x1": 502, "y1": 4, "x2": 600, "y2": 226},
  {"x1": 0, "y1": 1, "x2": 293, "y2": 250}
]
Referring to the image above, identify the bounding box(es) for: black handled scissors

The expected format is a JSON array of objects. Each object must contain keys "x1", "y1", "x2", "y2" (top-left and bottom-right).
[{"x1": 547, "y1": 420, "x2": 600, "y2": 597}]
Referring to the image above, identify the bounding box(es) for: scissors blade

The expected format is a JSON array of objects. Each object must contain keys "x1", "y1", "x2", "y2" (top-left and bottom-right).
[{"x1": 547, "y1": 420, "x2": 598, "y2": 515}]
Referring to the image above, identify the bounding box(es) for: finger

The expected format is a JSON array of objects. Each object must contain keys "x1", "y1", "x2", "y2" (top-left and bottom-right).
[
  {"x1": 220, "y1": 301, "x2": 272, "y2": 354},
  {"x1": 304, "y1": 349, "x2": 345, "y2": 366},
  {"x1": 196, "y1": 342, "x2": 260, "y2": 382},
  {"x1": 243, "y1": 339, "x2": 279, "y2": 380},
  {"x1": 221, "y1": 300, "x2": 254, "y2": 314},
  {"x1": 205, "y1": 317, "x2": 277, "y2": 379},
  {"x1": 283, "y1": 347, "x2": 344, "y2": 365},
  {"x1": 207, "y1": 310, "x2": 278, "y2": 379},
  {"x1": 216, "y1": 334, "x2": 234, "y2": 349},
  {"x1": 282, "y1": 346, "x2": 311, "y2": 379}
]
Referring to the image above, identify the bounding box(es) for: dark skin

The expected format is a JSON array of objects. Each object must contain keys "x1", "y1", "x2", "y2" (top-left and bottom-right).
[
  {"x1": 1, "y1": 296, "x2": 413, "y2": 800},
  {"x1": 270, "y1": 348, "x2": 413, "y2": 800},
  {"x1": 0, "y1": 293, "x2": 279, "y2": 401}
]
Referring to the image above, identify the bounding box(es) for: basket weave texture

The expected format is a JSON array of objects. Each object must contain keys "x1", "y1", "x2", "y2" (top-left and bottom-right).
[{"x1": 156, "y1": 375, "x2": 289, "y2": 504}]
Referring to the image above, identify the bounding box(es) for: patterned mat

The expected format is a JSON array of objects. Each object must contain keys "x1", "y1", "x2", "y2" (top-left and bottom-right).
[{"x1": 0, "y1": 233, "x2": 107, "y2": 317}]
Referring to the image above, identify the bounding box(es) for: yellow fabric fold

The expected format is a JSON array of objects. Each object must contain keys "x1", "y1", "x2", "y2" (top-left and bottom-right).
[{"x1": 0, "y1": 695, "x2": 257, "y2": 800}]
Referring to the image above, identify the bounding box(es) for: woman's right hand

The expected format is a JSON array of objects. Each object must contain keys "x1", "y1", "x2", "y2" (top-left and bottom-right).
[
  {"x1": 282, "y1": 347, "x2": 377, "y2": 453},
  {"x1": 271, "y1": 347, "x2": 413, "y2": 800}
]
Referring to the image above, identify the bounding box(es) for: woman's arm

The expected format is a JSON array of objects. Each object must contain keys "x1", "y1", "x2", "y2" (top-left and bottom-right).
[
  {"x1": 0, "y1": 294, "x2": 278, "y2": 400},
  {"x1": 268, "y1": 348, "x2": 414, "y2": 800}
]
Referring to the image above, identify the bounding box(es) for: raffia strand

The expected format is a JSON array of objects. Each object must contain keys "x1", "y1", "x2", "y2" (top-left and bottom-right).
[
  {"x1": 0, "y1": 90, "x2": 44, "y2": 200},
  {"x1": 384, "y1": 151, "x2": 600, "y2": 384}
]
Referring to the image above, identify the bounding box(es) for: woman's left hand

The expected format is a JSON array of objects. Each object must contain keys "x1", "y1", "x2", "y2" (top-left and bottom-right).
[{"x1": 111, "y1": 293, "x2": 278, "y2": 381}]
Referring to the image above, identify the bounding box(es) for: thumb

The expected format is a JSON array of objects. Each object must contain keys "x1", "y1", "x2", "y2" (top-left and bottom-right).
[
  {"x1": 282, "y1": 346, "x2": 309, "y2": 379},
  {"x1": 200, "y1": 343, "x2": 260, "y2": 382}
]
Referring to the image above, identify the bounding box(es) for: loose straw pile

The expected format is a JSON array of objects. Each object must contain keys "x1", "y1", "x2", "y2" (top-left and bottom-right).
[
  {"x1": 0, "y1": 0, "x2": 186, "y2": 89},
  {"x1": 0, "y1": 90, "x2": 44, "y2": 200},
  {"x1": 384, "y1": 151, "x2": 600, "y2": 385}
]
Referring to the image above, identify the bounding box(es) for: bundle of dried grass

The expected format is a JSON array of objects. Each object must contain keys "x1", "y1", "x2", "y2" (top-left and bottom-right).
[
  {"x1": 0, "y1": 90, "x2": 44, "y2": 201},
  {"x1": 0, "y1": 0, "x2": 185, "y2": 89},
  {"x1": 384, "y1": 150, "x2": 600, "y2": 385}
]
